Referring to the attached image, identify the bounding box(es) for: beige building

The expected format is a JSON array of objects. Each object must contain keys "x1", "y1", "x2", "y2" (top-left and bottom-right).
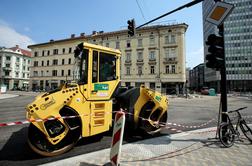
[
  {"x1": 28, "y1": 24, "x2": 187, "y2": 94},
  {"x1": 0, "y1": 45, "x2": 31, "y2": 90}
]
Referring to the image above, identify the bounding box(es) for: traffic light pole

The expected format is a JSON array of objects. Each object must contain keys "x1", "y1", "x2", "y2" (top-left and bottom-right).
[{"x1": 218, "y1": 24, "x2": 228, "y2": 124}]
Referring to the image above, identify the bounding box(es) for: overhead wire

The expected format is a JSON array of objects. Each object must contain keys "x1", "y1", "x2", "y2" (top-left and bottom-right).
[{"x1": 135, "y1": 0, "x2": 146, "y2": 21}]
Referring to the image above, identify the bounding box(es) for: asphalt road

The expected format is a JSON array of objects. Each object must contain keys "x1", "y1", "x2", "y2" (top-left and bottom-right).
[{"x1": 0, "y1": 94, "x2": 251, "y2": 165}]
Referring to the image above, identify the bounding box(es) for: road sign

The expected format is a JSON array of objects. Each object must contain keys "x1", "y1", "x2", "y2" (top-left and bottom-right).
[{"x1": 206, "y1": 1, "x2": 234, "y2": 26}]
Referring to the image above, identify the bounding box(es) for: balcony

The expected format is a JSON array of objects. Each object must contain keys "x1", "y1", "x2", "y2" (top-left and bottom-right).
[
  {"x1": 3, "y1": 75, "x2": 12, "y2": 79},
  {"x1": 124, "y1": 60, "x2": 132, "y2": 65},
  {"x1": 148, "y1": 58, "x2": 156, "y2": 65},
  {"x1": 5, "y1": 60, "x2": 11, "y2": 64},
  {"x1": 163, "y1": 57, "x2": 178, "y2": 64},
  {"x1": 2, "y1": 67, "x2": 12, "y2": 71},
  {"x1": 136, "y1": 59, "x2": 144, "y2": 66}
]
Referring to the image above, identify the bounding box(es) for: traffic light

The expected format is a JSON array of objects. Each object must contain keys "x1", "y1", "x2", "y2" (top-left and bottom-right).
[
  {"x1": 127, "y1": 19, "x2": 136, "y2": 36},
  {"x1": 74, "y1": 43, "x2": 84, "y2": 58},
  {"x1": 205, "y1": 34, "x2": 224, "y2": 70}
]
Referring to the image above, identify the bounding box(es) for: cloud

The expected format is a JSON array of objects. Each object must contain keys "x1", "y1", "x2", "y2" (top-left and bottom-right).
[
  {"x1": 187, "y1": 46, "x2": 204, "y2": 68},
  {"x1": 0, "y1": 20, "x2": 35, "y2": 49}
]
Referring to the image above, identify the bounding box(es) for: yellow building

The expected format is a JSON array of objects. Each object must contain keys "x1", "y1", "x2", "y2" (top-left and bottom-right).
[{"x1": 28, "y1": 24, "x2": 188, "y2": 94}]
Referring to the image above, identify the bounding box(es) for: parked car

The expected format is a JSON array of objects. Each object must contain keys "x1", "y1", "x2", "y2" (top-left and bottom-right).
[{"x1": 201, "y1": 87, "x2": 209, "y2": 95}]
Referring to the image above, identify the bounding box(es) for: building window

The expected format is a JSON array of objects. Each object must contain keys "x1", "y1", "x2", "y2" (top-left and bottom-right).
[
  {"x1": 171, "y1": 34, "x2": 176, "y2": 43},
  {"x1": 15, "y1": 72, "x2": 19, "y2": 78},
  {"x1": 6, "y1": 56, "x2": 11, "y2": 61},
  {"x1": 138, "y1": 38, "x2": 143, "y2": 47},
  {"x1": 150, "y1": 82, "x2": 155, "y2": 90},
  {"x1": 137, "y1": 51, "x2": 143, "y2": 61},
  {"x1": 53, "y1": 59, "x2": 58, "y2": 65},
  {"x1": 62, "y1": 59, "x2": 65, "y2": 65},
  {"x1": 126, "y1": 52, "x2": 131, "y2": 61},
  {"x1": 33, "y1": 61, "x2": 38, "y2": 67},
  {"x1": 149, "y1": 35, "x2": 155, "y2": 45},
  {"x1": 47, "y1": 60, "x2": 50, "y2": 66},
  {"x1": 171, "y1": 65, "x2": 176, "y2": 74},
  {"x1": 165, "y1": 36, "x2": 169, "y2": 44},
  {"x1": 138, "y1": 66, "x2": 142, "y2": 75},
  {"x1": 53, "y1": 49, "x2": 58, "y2": 55},
  {"x1": 149, "y1": 51, "x2": 155, "y2": 60},
  {"x1": 41, "y1": 61, "x2": 44, "y2": 66},
  {"x1": 61, "y1": 70, "x2": 64, "y2": 76},
  {"x1": 42, "y1": 50, "x2": 45, "y2": 56},
  {"x1": 16, "y1": 57, "x2": 20, "y2": 62},
  {"x1": 69, "y1": 48, "x2": 72, "y2": 53},
  {"x1": 62, "y1": 48, "x2": 65, "y2": 54},
  {"x1": 52, "y1": 70, "x2": 57, "y2": 76},
  {"x1": 68, "y1": 69, "x2": 71, "y2": 76},
  {"x1": 23, "y1": 73, "x2": 25, "y2": 78},
  {"x1": 165, "y1": 65, "x2": 170, "y2": 74},
  {"x1": 150, "y1": 66, "x2": 155, "y2": 74},
  {"x1": 126, "y1": 66, "x2": 130, "y2": 75},
  {"x1": 47, "y1": 50, "x2": 50, "y2": 56},
  {"x1": 106, "y1": 42, "x2": 109, "y2": 47},
  {"x1": 165, "y1": 47, "x2": 177, "y2": 58},
  {"x1": 4, "y1": 71, "x2": 10, "y2": 76},
  {"x1": 34, "y1": 51, "x2": 38, "y2": 57},
  {"x1": 68, "y1": 58, "x2": 71, "y2": 64},
  {"x1": 33, "y1": 71, "x2": 38, "y2": 77},
  {"x1": 116, "y1": 41, "x2": 120, "y2": 49},
  {"x1": 165, "y1": 34, "x2": 176, "y2": 44},
  {"x1": 126, "y1": 40, "x2": 131, "y2": 48},
  {"x1": 41, "y1": 71, "x2": 44, "y2": 77}
]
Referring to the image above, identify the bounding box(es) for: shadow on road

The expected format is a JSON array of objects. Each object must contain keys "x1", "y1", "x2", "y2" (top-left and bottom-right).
[
  {"x1": 0, "y1": 127, "x2": 40, "y2": 161},
  {"x1": 0, "y1": 125, "x2": 168, "y2": 165}
]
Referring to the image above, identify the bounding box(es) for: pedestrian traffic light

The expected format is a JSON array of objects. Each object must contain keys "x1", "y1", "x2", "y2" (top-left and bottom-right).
[
  {"x1": 205, "y1": 34, "x2": 224, "y2": 70},
  {"x1": 127, "y1": 19, "x2": 136, "y2": 36},
  {"x1": 74, "y1": 43, "x2": 84, "y2": 58}
]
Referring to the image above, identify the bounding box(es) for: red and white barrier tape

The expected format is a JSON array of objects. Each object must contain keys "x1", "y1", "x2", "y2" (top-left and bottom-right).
[{"x1": 1, "y1": 110, "x2": 250, "y2": 132}]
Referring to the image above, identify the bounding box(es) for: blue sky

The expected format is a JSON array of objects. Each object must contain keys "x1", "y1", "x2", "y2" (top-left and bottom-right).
[{"x1": 0, "y1": 0, "x2": 203, "y2": 68}]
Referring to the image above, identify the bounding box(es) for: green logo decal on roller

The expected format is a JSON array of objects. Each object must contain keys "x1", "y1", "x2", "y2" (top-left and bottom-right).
[
  {"x1": 155, "y1": 96, "x2": 162, "y2": 102},
  {"x1": 94, "y1": 84, "x2": 109, "y2": 91}
]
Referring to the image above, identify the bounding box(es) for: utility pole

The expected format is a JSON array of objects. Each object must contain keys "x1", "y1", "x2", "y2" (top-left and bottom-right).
[
  {"x1": 218, "y1": 24, "x2": 227, "y2": 124},
  {"x1": 205, "y1": 0, "x2": 234, "y2": 128}
]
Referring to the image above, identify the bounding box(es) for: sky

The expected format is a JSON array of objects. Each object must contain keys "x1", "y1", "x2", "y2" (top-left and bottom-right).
[{"x1": 0, "y1": 0, "x2": 203, "y2": 68}]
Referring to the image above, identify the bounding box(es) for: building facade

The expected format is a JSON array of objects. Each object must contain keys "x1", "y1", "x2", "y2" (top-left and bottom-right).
[
  {"x1": 189, "y1": 63, "x2": 205, "y2": 91},
  {"x1": 28, "y1": 24, "x2": 188, "y2": 94},
  {"x1": 203, "y1": 0, "x2": 252, "y2": 92},
  {"x1": 0, "y1": 45, "x2": 31, "y2": 90}
]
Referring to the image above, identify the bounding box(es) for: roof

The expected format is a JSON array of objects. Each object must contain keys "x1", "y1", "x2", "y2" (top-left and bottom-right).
[
  {"x1": 28, "y1": 23, "x2": 188, "y2": 48},
  {"x1": 9, "y1": 45, "x2": 32, "y2": 57}
]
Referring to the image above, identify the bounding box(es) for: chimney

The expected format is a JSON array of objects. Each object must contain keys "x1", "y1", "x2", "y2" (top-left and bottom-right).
[
  {"x1": 80, "y1": 33, "x2": 85, "y2": 37},
  {"x1": 16, "y1": 45, "x2": 19, "y2": 48},
  {"x1": 92, "y1": 31, "x2": 97, "y2": 35},
  {"x1": 71, "y1": 34, "x2": 75, "y2": 38}
]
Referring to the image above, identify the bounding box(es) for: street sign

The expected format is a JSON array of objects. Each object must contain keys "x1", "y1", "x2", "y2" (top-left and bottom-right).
[{"x1": 206, "y1": 1, "x2": 234, "y2": 26}]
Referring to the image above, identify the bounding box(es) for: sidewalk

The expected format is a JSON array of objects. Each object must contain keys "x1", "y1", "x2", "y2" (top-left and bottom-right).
[
  {"x1": 41, "y1": 127, "x2": 252, "y2": 166},
  {"x1": 0, "y1": 93, "x2": 19, "y2": 100}
]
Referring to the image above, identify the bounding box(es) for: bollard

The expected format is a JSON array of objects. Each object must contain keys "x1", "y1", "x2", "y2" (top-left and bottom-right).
[{"x1": 110, "y1": 109, "x2": 125, "y2": 166}]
